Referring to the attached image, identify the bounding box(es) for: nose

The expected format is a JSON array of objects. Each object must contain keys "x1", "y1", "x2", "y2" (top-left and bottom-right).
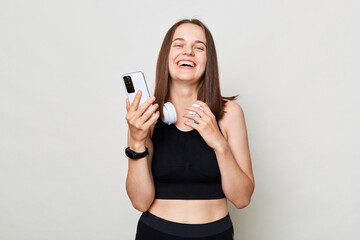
[{"x1": 183, "y1": 46, "x2": 194, "y2": 56}]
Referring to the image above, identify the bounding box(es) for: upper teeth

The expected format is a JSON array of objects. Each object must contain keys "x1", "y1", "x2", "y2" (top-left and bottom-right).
[{"x1": 178, "y1": 61, "x2": 195, "y2": 67}]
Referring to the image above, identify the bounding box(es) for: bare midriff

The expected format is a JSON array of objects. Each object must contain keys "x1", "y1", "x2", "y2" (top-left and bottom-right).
[{"x1": 147, "y1": 198, "x2": 228, "y2": 224}]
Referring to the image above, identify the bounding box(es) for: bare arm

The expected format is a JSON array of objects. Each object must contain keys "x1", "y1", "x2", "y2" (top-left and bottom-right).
[
  {"x1": 124, "y1": 90, "x2": 160, "y2": 212},
  {"x1": 215, "y1": 101, "x2": 255, "y2": 208},
  {"x1": 126, "y1": 133, "x2": 155, "y2": 212},
  {"x1": 183, "y1": 100, "x2": 255, "y2": 209}
]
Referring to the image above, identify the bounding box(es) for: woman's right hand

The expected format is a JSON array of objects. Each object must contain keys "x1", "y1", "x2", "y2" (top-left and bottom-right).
[{"x1": 125, "y1": 90, "x2": 160, "y2": 150}]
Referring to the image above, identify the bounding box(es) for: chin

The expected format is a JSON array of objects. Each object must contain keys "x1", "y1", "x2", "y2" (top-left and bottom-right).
[
  {"x1": 173, "y1": 71, "x2": 202, "y2": 82},
  {"x1": 177, "y1": 75, "x2": 200, "y2": 82}
]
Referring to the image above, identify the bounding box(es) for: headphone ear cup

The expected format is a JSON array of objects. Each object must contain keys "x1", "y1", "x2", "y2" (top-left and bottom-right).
[{"x1": 162, "y1": 102, "x2": 177, "y2": 125}]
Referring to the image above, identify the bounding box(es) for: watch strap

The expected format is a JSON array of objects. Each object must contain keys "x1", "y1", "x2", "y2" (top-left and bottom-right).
[{"x1": 125, "y1": 147, "x2": 149, "y2": 160}]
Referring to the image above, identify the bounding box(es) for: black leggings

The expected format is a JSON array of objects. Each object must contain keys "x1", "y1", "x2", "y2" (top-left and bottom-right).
[{"x1": 135, "y1": 211, "x2": 234, "y2": 240}]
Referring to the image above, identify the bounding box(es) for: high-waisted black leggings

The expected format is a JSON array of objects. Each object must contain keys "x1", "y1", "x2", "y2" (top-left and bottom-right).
[{"x1": 135, "y1": 211, "x2": 234, "y2": 240}]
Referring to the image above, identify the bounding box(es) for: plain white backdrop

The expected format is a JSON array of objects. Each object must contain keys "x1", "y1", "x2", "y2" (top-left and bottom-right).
[{"x1": 1, "y1": 0, "x2": 359, "y2": 239}]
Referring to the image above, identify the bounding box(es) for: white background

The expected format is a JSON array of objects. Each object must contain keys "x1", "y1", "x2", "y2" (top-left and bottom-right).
[{"x1": 1, "y1": 0, "x2": 359, "y2": 239}]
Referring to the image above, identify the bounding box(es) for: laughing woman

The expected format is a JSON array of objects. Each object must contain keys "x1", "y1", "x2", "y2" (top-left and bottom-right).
[{"x1": 125, "y1": 19, "x2": 255, "y2": 240}]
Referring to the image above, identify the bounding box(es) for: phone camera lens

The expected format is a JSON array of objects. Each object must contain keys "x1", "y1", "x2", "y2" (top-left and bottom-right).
[{"x1": 123, "y1": 75, "x2": 135, "y2": 93}]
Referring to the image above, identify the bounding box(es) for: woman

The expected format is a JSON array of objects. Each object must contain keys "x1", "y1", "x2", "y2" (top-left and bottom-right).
[{"x1": 125, "y1": 19, "x2": 255, "y2": 240}]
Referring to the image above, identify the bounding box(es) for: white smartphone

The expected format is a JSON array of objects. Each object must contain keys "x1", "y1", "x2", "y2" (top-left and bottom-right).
[{"x1": 122, "y1": 71, "x2": 151, "y2": 106}]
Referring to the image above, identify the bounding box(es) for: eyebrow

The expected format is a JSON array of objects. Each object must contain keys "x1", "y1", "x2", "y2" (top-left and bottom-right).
[{"x1": 172, "y1": 38, "x2": 207, "y2": 47}]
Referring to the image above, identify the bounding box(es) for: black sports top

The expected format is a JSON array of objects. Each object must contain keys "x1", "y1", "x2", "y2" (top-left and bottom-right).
[{"x1": 151, "y1": 119, "x2": 226, "y2": 199}]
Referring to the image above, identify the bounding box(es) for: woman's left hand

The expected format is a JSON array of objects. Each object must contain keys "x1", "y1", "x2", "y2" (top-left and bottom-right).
[{"x1": 183, "y1": 100, "x2": 226, "y2": 150}]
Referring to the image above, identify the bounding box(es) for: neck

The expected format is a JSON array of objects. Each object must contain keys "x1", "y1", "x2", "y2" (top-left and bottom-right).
[{"x1": 168, "y1": 80, "x2": 198, "y2": 106}]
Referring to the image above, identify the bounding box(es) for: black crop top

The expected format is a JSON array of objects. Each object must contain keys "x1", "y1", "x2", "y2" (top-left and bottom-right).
[{"x1": 151, "y1": 119, "x2": 226, "y2": 199}]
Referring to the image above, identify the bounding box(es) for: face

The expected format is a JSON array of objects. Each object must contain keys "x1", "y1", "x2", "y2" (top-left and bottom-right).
[{"x1": 168, "y1": 23, "x2": 207, "y2": 83}]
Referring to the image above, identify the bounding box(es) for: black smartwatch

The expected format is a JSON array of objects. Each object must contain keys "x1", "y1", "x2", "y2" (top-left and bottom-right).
[{"x1": 125, "y1": 147, "x2": 149, "y2": 160}]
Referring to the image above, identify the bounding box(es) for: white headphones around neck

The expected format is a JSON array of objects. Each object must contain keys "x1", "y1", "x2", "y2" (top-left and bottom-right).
[{"x1": 161, "y1": 102, "x2": 203, "y2": 125}]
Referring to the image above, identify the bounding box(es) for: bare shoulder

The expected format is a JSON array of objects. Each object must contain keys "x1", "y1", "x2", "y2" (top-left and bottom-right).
[
  {"x1": 219, "y1": 100, "x2": 246, "y2": 139},
  {"x1": 223, "y1": 100, "x2": 244, "y2": 119}
]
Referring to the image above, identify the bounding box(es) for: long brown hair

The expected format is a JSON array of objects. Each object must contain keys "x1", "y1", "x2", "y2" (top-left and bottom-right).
[{"x1": 154, "y1": 19, "x2": 237, "y2": 120}]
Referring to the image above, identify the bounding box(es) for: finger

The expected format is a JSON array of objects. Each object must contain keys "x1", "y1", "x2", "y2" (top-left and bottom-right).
[
  {"x1": 139, "y1": 103, "x2": 159, "y2": 123},
  {"x1": 194, "y1": 101, "x2": 216, "y2": 120},
  {"x1": 135, "y1": 96, "x2": 156, "y2": 118},
  {"x1": 183, "y1": 117, "x2": 199, "y2": 130},
  {"x1": 183, "y1": 112, "x2": 203, "y2": 124},
  {"x1": 130, "y1": 90, "x2": 142, "y2": 111},
  {"x1": 194, "y1": 101, "x2": 212, "y2": 114},
  {"x1": 143, "y1": 111, "x2": 160, "y2": 129},
  {"x1": 126, "y1": 98, "x2": 130, "y2": 112},
  {"x1": 184, "y1": 105, "x2": 205, "y2": 118}
]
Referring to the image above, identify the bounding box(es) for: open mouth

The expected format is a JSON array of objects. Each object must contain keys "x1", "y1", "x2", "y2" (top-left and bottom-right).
[{"x1": 177, "y1": 60, "x2": 196, "y2": 68}]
